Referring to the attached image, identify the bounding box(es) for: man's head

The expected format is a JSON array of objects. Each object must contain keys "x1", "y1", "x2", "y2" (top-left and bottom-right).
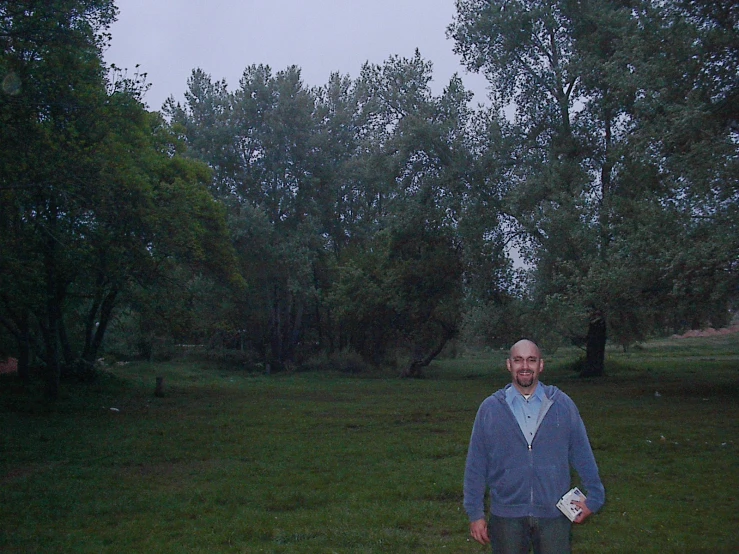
[{"x1": 506, "y1": 339, "x2": 544, "y2": 394}]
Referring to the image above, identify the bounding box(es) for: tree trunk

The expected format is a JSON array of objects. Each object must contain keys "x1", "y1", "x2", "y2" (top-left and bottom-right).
[
  {"x1": 269, "y1": 286, "x2": 283, "y2": 366},
  {"x1": 582, "y1": 311, "x2": 606, "y2": 377},
  {"x1": 17, "y1": 316, "x2": 31, "y2": 384},
  {"x1": 43, "y1": 235, "x2": 61, "y2": 400},
  {"x1": 0, "y1": 308, "x2": 32, "y2": 383},
  {"x1": 82, "y1": 286, "x2": 118, "y2": 366},
  {"x1": 42, "y1": 315, "x2": 61, "y2": 401},
  {"x1": 400, "y1": 323, "x2": 455, "y2": 378},
  {"x1": 58, "y1": 311, "x2": 74, "y2": 374}
]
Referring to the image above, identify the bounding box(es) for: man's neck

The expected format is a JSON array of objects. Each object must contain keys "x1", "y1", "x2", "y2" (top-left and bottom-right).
[{"x1": 513, "y1": 382, "x2": 538, "y2": 397}]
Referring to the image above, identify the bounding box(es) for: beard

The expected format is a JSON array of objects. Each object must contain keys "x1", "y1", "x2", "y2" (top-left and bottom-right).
[{"x1": 515, "y1": 372, "x2": 535, "y2": 388}]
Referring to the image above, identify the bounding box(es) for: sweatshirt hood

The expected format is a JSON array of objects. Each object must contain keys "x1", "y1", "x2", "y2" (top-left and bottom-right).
[{"x1": 494, "y1": 383, "x2": 561, "y2": 402}]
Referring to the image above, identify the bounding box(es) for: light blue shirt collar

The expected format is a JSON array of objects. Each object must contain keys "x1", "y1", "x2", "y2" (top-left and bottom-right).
[
  {"x1": 505, "y1": 382, "x2": 546, "y2": 404},
  {"x1": 505, "y1": 383, "x2": 547, "y2": 445}
]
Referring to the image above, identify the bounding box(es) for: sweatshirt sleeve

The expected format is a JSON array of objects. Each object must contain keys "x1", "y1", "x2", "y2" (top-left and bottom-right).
[
  {"x1": 463, "y1": 402, "x2": 490, "y2": 522},
  {"x1": 568, "y1": 402, "x2": 606, "y2": 513}
]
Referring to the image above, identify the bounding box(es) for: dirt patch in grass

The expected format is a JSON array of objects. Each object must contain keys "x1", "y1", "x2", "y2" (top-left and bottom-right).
[{"x1": 673, "y1": 324, "x2": 739, "y2": 338}]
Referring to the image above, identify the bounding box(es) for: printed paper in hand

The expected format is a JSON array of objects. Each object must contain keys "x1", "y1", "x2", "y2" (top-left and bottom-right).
[{"x1": 556, "y1": 487, "x2": 586, "y2": 522}]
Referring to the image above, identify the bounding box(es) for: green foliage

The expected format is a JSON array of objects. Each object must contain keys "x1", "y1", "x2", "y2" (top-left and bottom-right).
[
  {"x1": 330, "y1": 213, "x2": 464, "y2": 373},
  {"x1": 298, "y1": 348, "x2": 370, "y2": 374},
  {"x1": 0, "y1": 1, "x2": 236, "y2": 397},
  {"x1": 450, "y1": 0, "x2": 738, "y2": 367},
  {"x1": 5, "y1": 0, "x2": 734, "y2": 400},
  {"x1": 166, "y1": 52, "x2": 509, "y2": 373}
]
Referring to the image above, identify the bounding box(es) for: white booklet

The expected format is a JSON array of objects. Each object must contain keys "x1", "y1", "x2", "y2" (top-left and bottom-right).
[{"x1": 556, "y1": 487, "x2": 586, "y2": 521}]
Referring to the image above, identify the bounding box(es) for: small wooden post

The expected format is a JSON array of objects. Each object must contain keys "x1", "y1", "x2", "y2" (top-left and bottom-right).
[{"x1": 154, "y1": 376, "x2": 165, "y2": 397}]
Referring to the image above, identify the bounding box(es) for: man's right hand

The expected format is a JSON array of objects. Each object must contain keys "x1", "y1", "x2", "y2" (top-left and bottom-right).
[{"x1": 469, "y1": 518, "x2": 490, "y2": 545}]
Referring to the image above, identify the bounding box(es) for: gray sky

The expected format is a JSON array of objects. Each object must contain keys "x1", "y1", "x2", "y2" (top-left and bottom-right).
[{"x1": 103, "y1": 0, "x2": 491, "y2": 111}]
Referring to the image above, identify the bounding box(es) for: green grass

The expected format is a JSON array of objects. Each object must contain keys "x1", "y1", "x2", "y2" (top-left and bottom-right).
[{"x1": 1, "y1": 333, "x2": 738, "y2": 553}]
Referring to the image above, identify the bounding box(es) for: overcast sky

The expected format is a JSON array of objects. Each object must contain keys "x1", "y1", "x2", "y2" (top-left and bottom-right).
[{"x1": 103, "y1": 0, "x2": 491, "y2": 111}]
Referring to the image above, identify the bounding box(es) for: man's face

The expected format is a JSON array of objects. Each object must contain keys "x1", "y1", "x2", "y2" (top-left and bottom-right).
[{"x1": 506, "y1": 341, "x2": 544, "y2": 392}]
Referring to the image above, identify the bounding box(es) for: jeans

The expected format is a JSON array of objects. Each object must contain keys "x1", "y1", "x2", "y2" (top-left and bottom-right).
[{"x1": 489, "y1": 514, "x2": 572, "y2": 554}]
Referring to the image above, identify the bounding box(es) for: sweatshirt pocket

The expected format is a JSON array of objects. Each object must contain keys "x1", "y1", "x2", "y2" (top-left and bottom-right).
[
  {"x1": 493, "y1": 467, "x2": 529, "y2": 505},
  {"x1": 533, "y1": 464, "x2": 569, "y2": 506}
]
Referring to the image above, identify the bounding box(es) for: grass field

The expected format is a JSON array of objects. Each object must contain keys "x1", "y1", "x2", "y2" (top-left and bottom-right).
[{"x1": 1, "y1": 334, "x2": 738, "y2": 553}]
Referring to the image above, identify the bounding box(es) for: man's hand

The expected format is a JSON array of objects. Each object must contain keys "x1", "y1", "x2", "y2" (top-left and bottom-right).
[
  {"x1": 469, "y1": 518, "x2": 490, "y2": 545},
  {"x1": 572, "y1": 500, "x2": 593, "y2": 524}
]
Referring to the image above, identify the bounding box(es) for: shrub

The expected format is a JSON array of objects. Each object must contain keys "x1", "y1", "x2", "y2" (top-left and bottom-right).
[{"x1": 299, "y1": 349, "x2": 371, "y2": 374}]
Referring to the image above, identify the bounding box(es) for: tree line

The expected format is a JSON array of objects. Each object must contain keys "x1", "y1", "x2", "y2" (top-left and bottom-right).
[{"x1": 1, "y1": 0, "x2": 736, "y2": 397}]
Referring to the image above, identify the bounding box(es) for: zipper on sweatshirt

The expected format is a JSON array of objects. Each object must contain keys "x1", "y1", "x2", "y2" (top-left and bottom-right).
[
  {"x1": 529, "y1": 443, "x2": 534, "y2": 509},
  {"x1": 526, "y1": 393, "x2": 553, "y2": 513}
]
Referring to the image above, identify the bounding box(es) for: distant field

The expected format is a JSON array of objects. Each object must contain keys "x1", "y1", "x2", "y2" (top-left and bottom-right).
[{"x1": 1, "y1": 333, "x2": 737, "y2": 553}]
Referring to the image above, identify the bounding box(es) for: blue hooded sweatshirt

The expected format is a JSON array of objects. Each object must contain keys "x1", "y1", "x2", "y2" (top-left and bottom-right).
[{"x1": 463, "y1": 383, "x2": 605, "y2": 521}]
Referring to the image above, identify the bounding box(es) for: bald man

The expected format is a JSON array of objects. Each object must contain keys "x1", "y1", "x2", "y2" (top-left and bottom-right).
[{"x1": 463, "y1": 340, "x2": 605, "y2": 553}]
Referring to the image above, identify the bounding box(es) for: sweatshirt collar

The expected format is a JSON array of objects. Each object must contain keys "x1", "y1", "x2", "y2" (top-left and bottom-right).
[{"x1": 505, "y1": 382, "x2": 547, "y2": 404}]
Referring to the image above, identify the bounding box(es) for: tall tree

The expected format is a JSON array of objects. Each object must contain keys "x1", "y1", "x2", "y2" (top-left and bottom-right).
[
  {"x1": 167, "y1": 52, "x2": 509, "y2": 373},
  {"x1": 0, "y1": 1, "x2": 235, "y2": 397},
  {"x1": 1, "y1": 0, "x2": 119, "y2": 394},
  {"x1": 167, "y1": 65, "x2": 326, "y2": 368},
  {"x1": 328, "y1": 53, "x2": 508, "y2": 374},
  {"x1": 451, "y1": 0, "x2": 738, "y2": 374}
]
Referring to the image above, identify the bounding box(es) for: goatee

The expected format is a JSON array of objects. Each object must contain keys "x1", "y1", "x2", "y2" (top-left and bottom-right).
[{"x1": 516, "y1": 375, "x2": 534, "y2": 388}]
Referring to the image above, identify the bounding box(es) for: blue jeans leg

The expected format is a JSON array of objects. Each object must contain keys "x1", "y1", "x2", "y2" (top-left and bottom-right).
[
  {"x1": 489, "y1": 515, "x2": 572, "y2": 554},
  {"x1": 489, "y1": 515, "x2": 529, "y2": 554},
  {"x1": 532, "y1": 515, "x2": 571, "y2": 554}
]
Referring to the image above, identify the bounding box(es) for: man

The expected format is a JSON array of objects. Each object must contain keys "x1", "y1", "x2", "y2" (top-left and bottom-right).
[{"x1": 464, "y1": 339, "x2": 605, "y2": 553}]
